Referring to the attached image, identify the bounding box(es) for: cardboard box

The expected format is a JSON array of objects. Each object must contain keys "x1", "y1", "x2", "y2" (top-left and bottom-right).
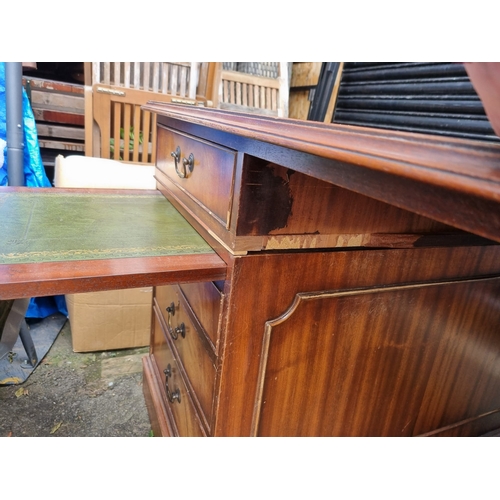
[{"x1": 66, "y1": 287, "x2": 152, "y2": 352}]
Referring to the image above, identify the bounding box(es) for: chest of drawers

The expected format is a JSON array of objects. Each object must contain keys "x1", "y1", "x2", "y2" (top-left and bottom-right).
[{"x1": 141, "y1": 104, "x2": 500, "y2": 437}]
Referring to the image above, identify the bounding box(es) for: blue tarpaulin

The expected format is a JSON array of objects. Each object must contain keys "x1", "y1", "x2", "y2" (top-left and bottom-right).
[{"x1": 0, "y1": 62, "x2": 67, "y2": 318}]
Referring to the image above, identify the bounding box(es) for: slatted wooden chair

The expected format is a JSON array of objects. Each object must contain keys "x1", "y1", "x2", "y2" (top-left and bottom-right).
[
  {"x1": 216, "y1": 62, "x2": 289, "y2": 117},
  {"x1": 84, "y1": 62, "x2": 219, "y2": 164}
]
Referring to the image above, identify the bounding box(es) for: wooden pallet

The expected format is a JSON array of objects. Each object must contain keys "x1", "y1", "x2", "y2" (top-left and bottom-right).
[{"x1": 23, "y1": 77, "x2": 85, "y2": 155}]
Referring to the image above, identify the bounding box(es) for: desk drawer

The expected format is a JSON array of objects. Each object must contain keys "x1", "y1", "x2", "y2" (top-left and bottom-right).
[
  {"x1": 156, "y1": 125, "x2": 237, "y2": 229},
  {"x1": 155, "y1": 285, "x2": 217, "y2": 427},
  {"x1": 179, "y1": 281, "x2": 223, "y2": 351},
  {"x1": 152, "y1": 305, "x2": 205, "y2": 437}
]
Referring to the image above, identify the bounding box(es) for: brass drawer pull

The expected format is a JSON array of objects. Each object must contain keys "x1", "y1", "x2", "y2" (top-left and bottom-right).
[
  {"x1": 182, "y1": 153, "x2": 195, "y2": 176},
  {"x1": 173, "y1": 322, "x2": 186, "y2": 340},
  {"x1": 164, "y1": 364, "x2": 181, "y2": 404},
  {"x1": 166, "y1": 302, "x2": 176, "y2": 316},
  {"x1": 165, "y1": 301, "x2": 185, "y2": 340},
  {"x1": 171, "y1": 146, "x2": 194, "y2": 178},
  {"x1": 166, "y1": 301, "x2": 176, "y2": 334}
]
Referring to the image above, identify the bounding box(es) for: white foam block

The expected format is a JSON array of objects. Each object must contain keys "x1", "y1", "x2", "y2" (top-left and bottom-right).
[{"x1": 54, "y1": 155, "x2": 156, "y2": 190}]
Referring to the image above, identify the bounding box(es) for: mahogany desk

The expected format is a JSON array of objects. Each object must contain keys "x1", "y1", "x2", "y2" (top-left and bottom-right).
[{"x1": 1, "y1": 105, "x2": 500, "y2": 436}]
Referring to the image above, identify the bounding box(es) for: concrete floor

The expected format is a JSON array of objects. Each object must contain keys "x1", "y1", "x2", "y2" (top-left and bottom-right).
[{"x1": 0, "y1": 319, "x2": 152, "y2": 437}]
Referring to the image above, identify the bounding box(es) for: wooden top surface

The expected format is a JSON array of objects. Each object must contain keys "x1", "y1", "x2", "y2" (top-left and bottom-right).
[
  {"x1": 144, "y1": 103, "x2": 500, "y2": 243},
  {"x1": 0, "y1": 187, "x2": 226, "y2": 299}
]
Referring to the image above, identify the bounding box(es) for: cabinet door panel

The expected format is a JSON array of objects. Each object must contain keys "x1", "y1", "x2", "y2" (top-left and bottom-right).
[{"x1": 253, "y1": 277, "x2": 500, "y2": 436}]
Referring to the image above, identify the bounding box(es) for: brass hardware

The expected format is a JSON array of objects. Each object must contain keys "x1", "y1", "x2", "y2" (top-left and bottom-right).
[
  {"x1": 163, "y1": 364, "x2": 181, "y2": 404},
  {"x1": 165, "y1": 301, "x2": 185, "y2": 340},
  {"x1": 166, "y1": 302, "x2": 176, "y2": 316},
  {"x1": 173, "y1": 322, "x2": 186, "y2": 340},
  {"x1": 166, "y1": 301, "x2": 175, "y2": 331},
  {"x1": 96, "y1": 86, "x2": 126, "y2": 96},
  {"x1": 171, "y1": 98, "x2": 197, "y2": 106},
  {"x1": 171, "y1": 146, "x2": 194, "y2": 179},
  {"x1": 171, "y1": 146, "x2": 185, "y2": 178},
  {"x1": 182, "y1": 153, "x2": 195, "y2": 177},
  {"x1": 168, "y1": 318, "x2": 185, "y2": 340}
]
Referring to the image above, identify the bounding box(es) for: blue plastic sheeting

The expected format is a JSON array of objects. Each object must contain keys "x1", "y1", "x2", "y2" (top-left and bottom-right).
[
  {"x1": 0, "y1": 63, "x2": 51, "y2": 188},
  {"x1": 0, "y1": 62, "x2": 67, "y2": 318},
  {"x1": 25, "y1": 296, "x2": 68, "y2": 319}
]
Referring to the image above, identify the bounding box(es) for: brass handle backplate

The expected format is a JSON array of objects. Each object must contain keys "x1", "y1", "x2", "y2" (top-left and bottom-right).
[
  {"x1": 171, "y1": 146, "x2": 194, "y2": 178},
  {"x1": 165, "y1": 301, "x2": 185, "y2": 340},
  {"x1": 164, "y1": 364, "x2": 181, "y2": 404}
]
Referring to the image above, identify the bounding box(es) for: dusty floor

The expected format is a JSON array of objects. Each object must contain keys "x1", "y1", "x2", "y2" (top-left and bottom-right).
[{"x1": 0, "y1": 319, "x2": 152, "y2": 437}]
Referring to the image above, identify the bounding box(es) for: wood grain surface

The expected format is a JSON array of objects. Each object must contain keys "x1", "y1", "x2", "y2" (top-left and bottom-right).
[
  {"x1": 144, "y1": 103, "x2": 500, "y2": 242},
  {"x1": 213, "y1": 245, "x2": 500, "y2": 436}
]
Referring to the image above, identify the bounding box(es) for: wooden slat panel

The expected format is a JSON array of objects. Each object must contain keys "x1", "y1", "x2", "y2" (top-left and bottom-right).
[
  {"x1": 124, "y1": 63, "x2": 131, "y2": 88},
  {"x1": 151, "y1": 114, "x2": 158, "y2": 164},
  {"x1": 103, "y1": 63, "x2": 111, "y2": 85},
  {"x1": 142, "y1": 109, "x2": 151, "y2": 163},
  {"x1": 123, "y1": 104, "x2": 131, "y2": 161},
  {"x1": 271, "y1": 89, "x2": 277, "y2": 111},
  {"x1": 114, "y1": 62, "x2": 121, "y2": 86},
  {"x1": 23, "y1": 77, "x2": 84, "y2": 95},
  {"x1": 214, "y1": 63, "x2": 289, "y2": 117},
  {"x1": 134, "y1": 62, "x2": 141, "y2": 88},
  {"x1": 230, "y1": 81, "x2": 235, "y2": 104},
  {"x1": 152, "y1": 62, "x2": 160, "y2": 93},
  {"x1": 171, "y1": 65, "x2": 178, "y2": 96},
  {"x1": 113, "y1": 101, "x2": 121, "y2": 160},
  {"x1": 143, "y1": 62, "x2": 151, "y2": 91},
  {"x1": 37, "y1": 140, "x2": 85, "y2": 152},
  {"x1": 254, "y1": 85, "x2": 259, "y2": 107},
  {"x1": 32, "y1": 109, "x2": 84, "y2": 127},
  {"x1": 93, "y1": 90, "x2": 111, "y2": 159},
  {"x1": 236, "y1": 82, "x2": 242, "y2": 105},
  {"x1": 84, "y1": 85, "x2": 93, "y2": 156},
  {"x1": 36, "y1": 124, "x2": 85, "y2": 141},
  {"x1": 221, "y1": 70, "x2": 280, "y2": 88},
  {"x1": 242, "y1": 83, "x2": 248, "y2": 106},
  {"x1": 189, "y1": 62, "x2": 198, "y2": 99},
  {"x1": 132, "y1": 104, "x2": 141, "y2": 163},
  {"x1": 91, "y1": 84, "x2": 181, "y2": 164},
  {"x1": 161, "y1": 62, "x2": 169, "y2": 93},
  {"x1": 30, "y1": 90, "x2": 85, "y2": 112},
  {"x1": 180, "y1": 65, "x2": 187, "y2": 97},
  {"x1": 92, "y1": 62, "x2": 100, "y2": 85}
]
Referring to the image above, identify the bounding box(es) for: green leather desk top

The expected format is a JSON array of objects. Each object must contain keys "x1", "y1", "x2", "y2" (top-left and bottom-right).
[
  {"x1": 0, "y1": 190, "x2": 213, "y2": 265},
  {"x1": 0, "y1": 188, "x2": 227, "y2": 300}
]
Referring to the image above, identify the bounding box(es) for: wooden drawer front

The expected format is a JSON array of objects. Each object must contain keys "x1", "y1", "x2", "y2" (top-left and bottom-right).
[
  {"x1": 179, "y1": 281, "x2": 223, "y2": 351},
  {"x1": 155, "y1": 285, "x2": 217, "y2": 426},
  {"x1": 151, "y1": 306, "x2": 205, "y2": 437},
  {"x1": 156, "y1": 125, "x2": 236, "y2": 229}
]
